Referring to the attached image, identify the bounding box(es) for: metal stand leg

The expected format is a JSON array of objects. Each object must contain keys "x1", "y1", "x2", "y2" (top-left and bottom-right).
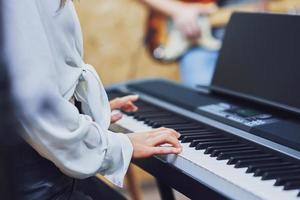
[{"x1": 156, "y1": 180, "x2": 176, "y2": 200}]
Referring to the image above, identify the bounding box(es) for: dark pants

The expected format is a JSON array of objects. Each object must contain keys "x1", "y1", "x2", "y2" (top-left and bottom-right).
[{"x1": 6, "y1": 139, "x2": 126, "y2": 200}]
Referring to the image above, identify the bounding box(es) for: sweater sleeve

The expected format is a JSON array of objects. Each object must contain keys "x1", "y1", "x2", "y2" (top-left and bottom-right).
[{"x1": 3, "y1": 0, "x2": 133, "y2": 187}]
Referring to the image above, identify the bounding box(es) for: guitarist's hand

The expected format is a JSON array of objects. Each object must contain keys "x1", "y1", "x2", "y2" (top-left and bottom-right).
[{"x1": 172, "y1": 3, "x2": 217, "y2": 39}]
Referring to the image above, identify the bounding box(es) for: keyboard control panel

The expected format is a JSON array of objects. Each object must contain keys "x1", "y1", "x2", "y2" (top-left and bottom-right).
[{"x1": 198, "y1": 103, "x2": 278, "y2": 127}]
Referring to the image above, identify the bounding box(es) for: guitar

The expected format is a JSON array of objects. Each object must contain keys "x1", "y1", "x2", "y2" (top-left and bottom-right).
[{"x1": 145, "y1": 0, "x2": 300, "y2": 62}]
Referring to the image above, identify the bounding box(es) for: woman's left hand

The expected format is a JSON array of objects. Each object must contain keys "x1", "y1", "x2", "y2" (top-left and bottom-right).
[{"x1": 110, "y1": 95, "x2": 139, "y2": 123}]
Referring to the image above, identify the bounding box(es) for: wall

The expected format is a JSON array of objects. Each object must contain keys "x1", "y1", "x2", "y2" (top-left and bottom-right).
[{"x1": 75, "y1": 0, "x2": 180, "y2": 85}]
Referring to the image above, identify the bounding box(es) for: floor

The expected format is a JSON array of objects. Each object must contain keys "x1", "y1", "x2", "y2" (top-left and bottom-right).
[{"x1": 121, "y1": 180, "x2": 190, "y2": 200}]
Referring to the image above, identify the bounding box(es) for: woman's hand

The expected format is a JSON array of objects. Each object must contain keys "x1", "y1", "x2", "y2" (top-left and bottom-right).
[
  {"x1": 110, "y1": 95, "x2": 139, "y2": 123},
  {"x1": 172, "y1": 3, "x2": 217, "y2": 39},
  {"x1": 127, "y1": 127, "x2": 182, "y2": 158}
]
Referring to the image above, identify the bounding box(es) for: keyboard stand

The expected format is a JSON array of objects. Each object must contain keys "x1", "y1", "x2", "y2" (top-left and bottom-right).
[{"x1": 156, "y1": 181, "x2": 175, "y2": 200}]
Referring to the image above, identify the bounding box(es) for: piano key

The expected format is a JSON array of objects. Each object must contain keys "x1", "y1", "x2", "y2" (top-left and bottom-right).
[
  {"x1": 189, "y1": 137, "x2": 231, "y2": 147},
  {"x1": 215, "y1": 150, "x2": 264, "y2": 160},
  {"x1": 204, "y1": 144, "x2": 250, "y2": 154},
  {"x1": 145, "y1": 117, "x2": 184, "y2": 127},
  {"x1": 174, "y1": 126, "x2": 212, "y2": 132},
  {"x1": 190, "y1": 138, "x2": 233, "y2": 147},
  {"x1": 179, "y1": 133, "x2": 218, "y2": 140},
  {"x1": 275, "y1": 175, "x2": 300, "y2": 186},
  {"x1": 145, "y1": 116, "x2": 187, "y2": 122},
  {"x1": 140, "y1": 115, "x2": 174, "y2": 122},
  {"x1": 132, "y1": 110, "x2": 165, "y2": 116},
  {"x1": 144, "y1": 118, "x2": 176, "y2": 125},
  {"x1": 216, "y1": 149, "x2": 262, "y2": 159},
  {"x1": 179, "y1": 129, "x2": 212, "y2": 134},
  {"x1": 210, "y1": 149, "x2": 261, "y2": 160},
  {"x1": 134, "y1": 111, "x2": 172, "y2": 117},
  {"x1": 254, "y1": 165, "x2": 300, "y2": 177},
  {"x1": 227, "y1": 154, "x2": 273, "y2": 165},
  {"x1": 262, "y1": 169, "x2": 300, "y2": 180},
  {"x1": 177, "y1": 143, "x2": 299, "y2": 200},
  {"x1": 180, "y1": 130, "x2": 218, "y2": 136},
  {"x1": 158, "y1": 124, "x2": 204, "y2": 129},
  {"x1": 235, "y1": 157, "x2": 282, "y2": 169},
  {"x1": 153, "y1": 120, "x2": 191, "y2": 126},
  {"x1": 180, "y1": 134, "x2": 223, "y2": 143},
  {"x1": 284, "y1": 181, "x2": 300, "y2": 190},
  {"x1": 195, "y1": 141, "x2": 239, "y2": 150},
  {"x1": 210, "y1": 146, "x2": 256, "y2": 157},
  {"x1": 246, "y1": 162, "x2": 293, "y2": 173}
]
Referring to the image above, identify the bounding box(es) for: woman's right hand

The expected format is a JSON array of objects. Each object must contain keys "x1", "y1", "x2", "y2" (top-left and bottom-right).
[{"x1": 127, "y1": 127, "x2": 182, "y2": 159}]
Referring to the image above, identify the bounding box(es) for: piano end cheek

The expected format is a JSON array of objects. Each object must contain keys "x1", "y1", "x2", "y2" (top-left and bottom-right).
[{"x1": 157, "y1": 153, "x2": 178, "y2": 164}]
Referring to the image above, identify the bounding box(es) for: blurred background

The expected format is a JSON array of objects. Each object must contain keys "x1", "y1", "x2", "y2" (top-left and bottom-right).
[{"x1": 76, "y1": 0, "x2": 179, "y2": 86}]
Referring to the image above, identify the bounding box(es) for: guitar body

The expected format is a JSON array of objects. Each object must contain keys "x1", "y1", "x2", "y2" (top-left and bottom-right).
[{"x1": 145, "y1": 0, "x2": 218, "y2": 62}]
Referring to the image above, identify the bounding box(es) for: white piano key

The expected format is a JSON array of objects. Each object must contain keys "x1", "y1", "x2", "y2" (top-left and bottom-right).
[
  {"x1": 115, "y1": 114, "x2": 300, "y2": 200},
  {"x1": 171, "y1": 143, "x2": 299, "y2": 200},
  {"x1": 115, "y1": 113, "x2": 152, "y2": 132}
]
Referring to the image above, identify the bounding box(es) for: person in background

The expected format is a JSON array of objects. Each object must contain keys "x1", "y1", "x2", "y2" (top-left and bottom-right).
[
  {"x1": 3, "y1": 0, "x2": 182, "y2": 199},
  {"x1": 140, "y1": 0, "x2": 264, "y2": 88},
  {"x1": 140, "y1": 0, "x2": 219, "y2": 87}
]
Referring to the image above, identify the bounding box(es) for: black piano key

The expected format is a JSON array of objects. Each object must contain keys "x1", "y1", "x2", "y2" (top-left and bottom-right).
[
  {"x1": 189, "y1": 137, "x2": 231, "y2": 147},
  {"x1": 154, "y1": 121, "x2": 191, "y2": 127},
  {"x1": 161, "y1": 124, "x2": 204, "y2": 130},
  {"x1": 142, "y1": 114, "x2": 174, "y2": 120},
  {"x1": 227, "y1": 154, "x2": 273, "y2": 165},
  {"x1": 144, "y1": 116, "x2": 175, "y2": 124},
  {"x1": 195, "y1": 141, "x2": 239, "y2": 150},
  {"x1": 179, "y1": 132, "x2": 217, "y2": 140},
  {"x1": 149, "y1": 118, "x2": 187, "y2": 125},
  {"x1": 191, "y1": 138, "x2": 232, "y2": 146},
  {"x1": 214, "y1": 149, "x2": 262, "y2": 159},
  {"x1": 284, "y1": 181, "x2": 300, "y2": 190},
  {"x1": 275, "y1": 175, "x2": 300, "y2": 186},
  {"x1": 174, "y1": 126, "x2": 211, "y2": 132},
  {"x1": 180, "y1": 134, "x2": 222, "y2": 143},
  {"x1": 179, "y1": 129, "x2": 212, "y2": 134},
  {"x1": 210, "y1": 146, "x2": 256, "y2": 157},
  {"x1": 180, "y1": 130, "x2": 217, "y2": 136},
  {"x1": 254, "y1": 165, "x2": 300, "y2": 177},
  {"x1": 262, "y1": 169, "x2": 300, "y2": 180},
  {"x1": 204, "y1": 144, "x2": 249, "y2": 154},
  {"x1": 210, "y1": 147, "x2": 258, "y2": 160},
  {"x1": 246, "y1": 162, "x2": 292, "y2": 173},
  {"x1": 132, "y1": 110, "x2": 163, "y2": 116},
  {"x1": 152, "y1": 123, "x2": 188, "y2": 128},
  {"x1": 148, "y1": 116, "x2": 188, "y2": 122},
  {"x1": 143, "y1": 114, "x2": 182, "y2": 120},
  {"x1": 235, "y1": 157, "x2": 282, "y2": 169}
]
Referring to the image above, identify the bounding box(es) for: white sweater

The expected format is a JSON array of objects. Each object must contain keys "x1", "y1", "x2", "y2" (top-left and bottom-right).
[{"x1": 3, "y1": 0, "x2": 133, "y2": 187}]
